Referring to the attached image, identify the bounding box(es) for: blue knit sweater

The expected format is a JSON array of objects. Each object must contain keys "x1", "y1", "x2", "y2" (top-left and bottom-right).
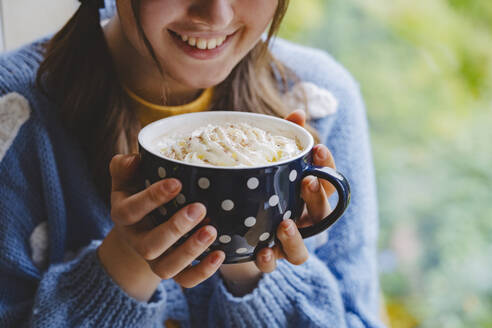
[{"x1": 0, "y1": 22, "x2": 383, "y2": 328}]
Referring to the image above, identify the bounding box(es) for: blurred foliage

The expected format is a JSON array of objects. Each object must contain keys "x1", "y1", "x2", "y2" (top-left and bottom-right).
[{"x1": 280, "y1": 0, "x2": 492, "y2": 327}]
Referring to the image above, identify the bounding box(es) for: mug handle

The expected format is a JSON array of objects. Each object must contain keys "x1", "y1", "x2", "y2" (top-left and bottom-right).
[{"x1": 297, "y1": 165, "x2": 351, "y2": 238}]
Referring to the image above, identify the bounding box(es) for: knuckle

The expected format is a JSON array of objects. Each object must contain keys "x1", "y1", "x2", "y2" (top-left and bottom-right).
[
  {"x1": 159, "y1": 270, "x2": 173, "y2": 280},
  {"x1": 110, "y1": 205, "x2": 123, "y2": 222},
  {"x1": 182, "y1": 243, "x2": 199, "y2": 259},
  {"x1": 167, "y1": 218, "x2": 187, "y2": 239},
  {"x1": 136, "y1": 240, "x2": 154, "y2": 260},
  {"x1": 150, "y1": 262, "x2": 173, "y2": 280},
  {"x1": 111, "y1": 205, "x2": 132, "y2": 225},
  {"x1": 147, "y1": 185, "x2": 162, "y2": 204},
  {"x1": 195, "y1": 265, "x2": 213, "y2": 282},
  {"x1": 109, "y1": 154, "x2": 124, "y2": 176}
]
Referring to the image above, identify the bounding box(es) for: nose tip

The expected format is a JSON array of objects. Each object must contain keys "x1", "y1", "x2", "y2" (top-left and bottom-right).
[{"x1": 189, "y1": 0, "x2": 234, "y2": 29}]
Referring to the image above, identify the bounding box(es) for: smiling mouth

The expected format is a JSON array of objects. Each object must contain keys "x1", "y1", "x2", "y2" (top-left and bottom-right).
[{"x1": 168, "y1": 30, "x2": 234, "y2": 50}]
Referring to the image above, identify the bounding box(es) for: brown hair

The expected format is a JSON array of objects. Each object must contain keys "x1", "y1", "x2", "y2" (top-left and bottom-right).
[{"x1": 36, "y1": 0, "x2": 314, "y2": 204}]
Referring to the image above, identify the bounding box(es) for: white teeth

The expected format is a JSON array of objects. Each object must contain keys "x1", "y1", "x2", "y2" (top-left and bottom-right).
[
  {"x1": 197, "y1": 38, "x2": 207, "y2": 50},
  {"x1": 207, "y1": 39, "x2": 217, "y2": 49},
  {"x1": 178, "y1": 32, "x2": 228, "y2": 50}
]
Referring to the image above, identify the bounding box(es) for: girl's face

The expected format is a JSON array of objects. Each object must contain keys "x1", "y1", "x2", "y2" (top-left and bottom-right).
[{"x1": 117, "y1": 0, "x2": 279, "y2": 89}]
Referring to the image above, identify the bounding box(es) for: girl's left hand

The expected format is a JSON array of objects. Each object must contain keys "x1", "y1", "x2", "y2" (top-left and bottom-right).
[{"x1": 219, "y1": 110, "x2": 337, "y2": 295}]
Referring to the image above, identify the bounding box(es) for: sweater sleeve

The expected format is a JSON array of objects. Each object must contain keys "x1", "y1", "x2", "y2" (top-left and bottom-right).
[
  {"x1": 311, "y1": 59, "x2": 383, "y2": 327},
  {"x1": 0, "y1": 92, "x2": 170, "y2": 327},
  {"x1": 20, "y1": 242, "x2": 168, "y2": 328},
  {"x1": 187, "y1": 50, "x2": 384, "y2": 327}
]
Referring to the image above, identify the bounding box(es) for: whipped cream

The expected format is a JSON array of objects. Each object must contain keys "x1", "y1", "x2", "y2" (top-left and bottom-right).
[{"x1": 155, "y1": 122, "x2": 302, "y2": 167}]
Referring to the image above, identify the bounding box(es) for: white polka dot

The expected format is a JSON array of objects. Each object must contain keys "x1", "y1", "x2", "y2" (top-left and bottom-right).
[
  {"x1": 219, "y1": 235, "x2": 231, "y2": 243},
  {"x1": 158, "y1": 206, "x2": 167, "y2": 216},
  {"x1": 283, "y1": 210, "x2": 292, "y2": 220},
  {"x1": 221, "y1": 199, "x2": 234, "y2": 211},
  {"x1": 198, "y1": 177, "x2": 210, "y2": 189},
  {"x1": 268, "y1": 195, "x2": 279, "y2": 207},
  {"x1": 145, "y1": 179, "x2": 151, "y2": 188},
  {"x1": 259, "y1": 232, "x2": 270, "y2": 241},
  {"x1": 236, "y1": 248, "x2": 248, "y2": 254},
  {"x1": 289, "y1": 169, "x2": 298, "y2": 182},
  {"x1": 247, "y1": 177, "x2": 259, "y2": 190},
  {"x1": 176, "y1": 194, "x2": 186, "y2": 205},
  {"x1": 158, "y1": 167, "x2": 166, "y2": 178},
  {"x1": 244, "y1": 216, "x2": 256, "y2": 227}
]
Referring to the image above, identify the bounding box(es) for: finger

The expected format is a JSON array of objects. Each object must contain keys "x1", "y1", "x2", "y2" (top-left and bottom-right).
[
  {"x1": 173, "y1": 251, "x2": 225, "y2": 288},
  {"x1": 133, "y1": 203, "x2": 207, "y2": 261},
  {"x1": 272, "y1": 244, "x2": 286, "y2": 260},
  {"x1": 111, "y1": 178, "x2": 181, "y2": 226},
  {"x1": 150, "y1": 225, "x2": 217, "y2": 279},
  {"x1": 255, "y1": 248, "x2": 277, "y2": 273},
  {"x1": 297, "y1": 203, "x2": 313, "y2": 229},
  {"x1": 110, "y1": 154, "x2": 140, "y2": 192},
  {"x1": 300, "y1": 175, "x2": 331, "y2": 222},
  {"x1": 284, "y1": 109, "x2": 306, "y2": 127},
  {"x1": 312, "y1": 144, "x2": 336, "y2": 197},
  {"x1": 276, "y1": 219, "x2": 309, "y2": 265}
]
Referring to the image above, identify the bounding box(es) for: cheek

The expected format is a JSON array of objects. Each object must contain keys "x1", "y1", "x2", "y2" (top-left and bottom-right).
[
  {"x1": 230, "y1": 0, "x2": 278, "y2": 58},
  {"x1": 239, "y1": 0, "x2": 278, "y2": 34},
  {"x1": 139, "y1": 2, "x2": 183, "y2": 45},
  {"x1": 122, "y1": 1, "x2": 184, "y2": 58}
]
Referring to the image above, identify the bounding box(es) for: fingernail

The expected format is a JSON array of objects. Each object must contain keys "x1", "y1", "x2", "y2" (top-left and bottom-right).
[
  {"x1": 187, "y1": 203, "x2": 205, "y2": 221},
  {"x1": 309, "y1": 177, "x2": 320, "y2": 193},
  {"x1": 262, "y1": 252, "x2": 272, "y2": 262},
  {"x1": 316, "y1": 147, "x2": 327, "y2": 161},
  {"x1": 284, "y1": 220, "x2": 296, "y2": 236},
  {"x1": 198, "y1": 226, "x2": 213, "y2": 243},
  {"x1": 210, "y1": 252, "x2": 223, "y2": 265},
  {"x1": 163, "y1": 179, "x2": 180, "y2": 192}
]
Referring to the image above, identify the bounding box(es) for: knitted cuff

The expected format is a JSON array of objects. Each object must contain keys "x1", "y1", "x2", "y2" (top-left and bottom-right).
[
  {"x1": 32, "y1": 241, "x2": 167, "y2": 327},
  {"x1": 209, "y1": 256, "x2": 345, "y2": 327}
]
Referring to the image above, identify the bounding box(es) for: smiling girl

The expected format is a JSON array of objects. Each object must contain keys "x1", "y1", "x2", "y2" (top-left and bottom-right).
[{"x1": 0, "y1": 0, "x2": 383, "y2": 327}]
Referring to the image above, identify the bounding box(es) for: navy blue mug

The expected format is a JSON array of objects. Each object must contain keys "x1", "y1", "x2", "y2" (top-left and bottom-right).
[{"x1": 138, "y1": 111, "x2": 350, "y2": 264}]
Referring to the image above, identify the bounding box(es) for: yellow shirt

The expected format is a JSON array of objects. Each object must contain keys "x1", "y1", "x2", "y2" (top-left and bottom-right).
[{"x1": 124, "y1": 86, "x2": 214, "y2": 127}]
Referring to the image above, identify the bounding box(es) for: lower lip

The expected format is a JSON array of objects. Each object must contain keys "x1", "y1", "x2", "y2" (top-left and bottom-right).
[{"x1": 169, "y1": 30, "x2": 235, "y2": 60}]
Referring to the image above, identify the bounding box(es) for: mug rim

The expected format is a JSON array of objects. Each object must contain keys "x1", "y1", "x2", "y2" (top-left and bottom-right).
[{"x1": 138, "y1": 111, "x2": 315, "y2": 170}]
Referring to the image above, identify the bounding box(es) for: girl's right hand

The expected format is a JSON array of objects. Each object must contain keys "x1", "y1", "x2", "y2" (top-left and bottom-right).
[{"x1": 98, "y1": 154, "x2": 225, "y2": 302}]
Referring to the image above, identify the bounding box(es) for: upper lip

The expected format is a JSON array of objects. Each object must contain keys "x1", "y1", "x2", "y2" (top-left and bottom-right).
[{"x1": 169, "y1": 29, "x2": 236, "y2": 39}]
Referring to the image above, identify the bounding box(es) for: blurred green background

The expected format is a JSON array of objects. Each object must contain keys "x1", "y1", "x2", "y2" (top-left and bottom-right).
[{"x1": 280, "y1": 0, "x2": 492, "y2": 327}]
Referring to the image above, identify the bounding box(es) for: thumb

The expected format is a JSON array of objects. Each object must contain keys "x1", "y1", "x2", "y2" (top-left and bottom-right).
[
  {"x1": 109, "y1": 153, "x2": 140, "y2": 192},
  {"x1": 285, "y1": 109, "x2": 306, "y2": 127}
]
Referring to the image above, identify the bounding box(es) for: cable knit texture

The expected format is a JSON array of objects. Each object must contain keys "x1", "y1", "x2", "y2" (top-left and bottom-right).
[{"x1": 0, "y1": 30, "x2": 384, "y2": 328}]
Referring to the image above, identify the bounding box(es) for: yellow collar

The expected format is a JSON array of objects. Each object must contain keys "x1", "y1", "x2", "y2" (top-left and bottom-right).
[{"x1": 124, "y1": 86, "x2": 214, "y2": 127}]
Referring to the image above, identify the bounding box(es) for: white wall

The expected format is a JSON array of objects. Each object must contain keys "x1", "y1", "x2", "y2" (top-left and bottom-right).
[{"x1": 1, "y1": 0, "x2": 79, "y2": 51}]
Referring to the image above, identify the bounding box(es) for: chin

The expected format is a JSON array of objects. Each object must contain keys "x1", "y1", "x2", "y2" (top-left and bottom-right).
[{"x1": 179, "y1": 70, "x2": 232, "y2": 89}]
